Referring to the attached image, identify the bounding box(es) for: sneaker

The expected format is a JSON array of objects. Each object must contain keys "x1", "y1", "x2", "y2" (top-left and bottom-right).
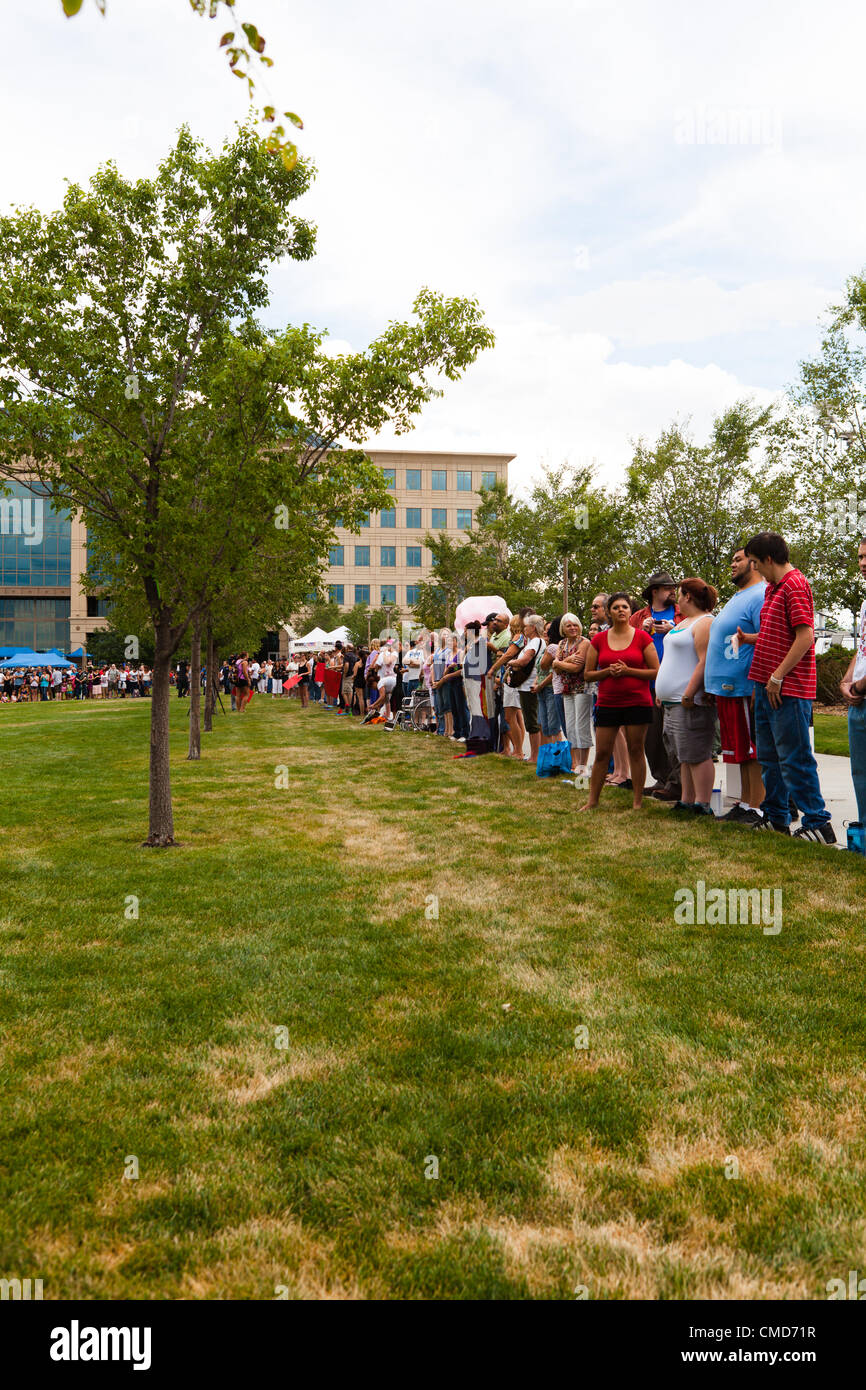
[
  {"x1": 720, "y1": 804, "x2": 761, "y2": 826},
  {"x1": 792, "y1": 822, "x2": 837, "y2": 845},
  {"x1": 670, "y1": 800, "x2": 695, "y2": 812},
  {"x1": 753, "y1": 819, "x2": 789, "y2": 834},
  {"x1": 690, "y1": 803, "x2": 715, "y2": 816}
]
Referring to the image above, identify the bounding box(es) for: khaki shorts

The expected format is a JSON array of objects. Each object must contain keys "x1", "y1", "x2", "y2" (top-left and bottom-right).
[
  {"x1": 502, "y1": 682, "x2": 522, "y2": 710},
  {"x1": 663, "y1": 703, "x2": 717, "y2": 764}
]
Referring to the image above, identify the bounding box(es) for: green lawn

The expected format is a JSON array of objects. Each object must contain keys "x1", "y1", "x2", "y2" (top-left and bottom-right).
[
  {"x1": 1, "y1": 696, "x2": 865, "y2": 1300},
  {"x1": 814, "y1": 710, "x2": 851, "y2": 757}
]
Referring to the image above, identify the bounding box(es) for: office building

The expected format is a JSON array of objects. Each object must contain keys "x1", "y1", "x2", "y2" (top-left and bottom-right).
[{"x1": 322, "y1": 448, "x2": 513, "y2": 619}]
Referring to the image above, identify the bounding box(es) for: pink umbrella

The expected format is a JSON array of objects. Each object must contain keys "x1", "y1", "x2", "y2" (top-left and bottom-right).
[{"x1": 453, "y1": 595, "x2": 511, "y2": 634}]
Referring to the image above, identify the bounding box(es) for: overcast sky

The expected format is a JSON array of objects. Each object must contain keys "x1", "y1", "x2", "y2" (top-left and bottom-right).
[{"x1": 5, "y1": 0, "x2": 864, "y2": 490}]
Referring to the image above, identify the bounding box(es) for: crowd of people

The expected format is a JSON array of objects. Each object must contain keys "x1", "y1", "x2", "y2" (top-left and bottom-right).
[
  {"x1": 9, "y1": 530, "x2": 866, "y2": 852},
  {"x1": 310, "y1": 531, "x2": 866, "y2": 849},
  {"x1": 1, "y1": 662, "x2": 154, "y2": 701}
]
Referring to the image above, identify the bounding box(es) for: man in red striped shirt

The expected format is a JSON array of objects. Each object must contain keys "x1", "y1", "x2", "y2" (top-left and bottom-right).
[{"x1": 736, "y1": 532, "x2": 834, "y2": 843}]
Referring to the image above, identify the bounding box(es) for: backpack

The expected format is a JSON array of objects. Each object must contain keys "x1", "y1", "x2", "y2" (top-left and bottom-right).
[{"x1": 466, "y1": 734, "x2": 493, "y2": 755}]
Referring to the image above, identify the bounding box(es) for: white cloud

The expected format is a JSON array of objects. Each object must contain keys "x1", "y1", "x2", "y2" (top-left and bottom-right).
[
  {"x1": 561, "y1": 275, "x2": 835, "y2": 347},
  {"x1": 365, "y1": 321, "x2": 778, "y2": 492},
  {"x1": 3, "y1": 0, "x2": 862, "y2": 496}
]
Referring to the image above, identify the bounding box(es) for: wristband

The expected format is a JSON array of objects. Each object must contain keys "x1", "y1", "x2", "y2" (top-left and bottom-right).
[{"x1": 768, "y1": 675, "x2": 782, "y2": 687}]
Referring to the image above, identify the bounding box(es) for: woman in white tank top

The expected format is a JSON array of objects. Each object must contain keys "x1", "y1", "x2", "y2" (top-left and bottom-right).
[{"x1": 655, "y1": 579, "x2": 719, "y2": 812}]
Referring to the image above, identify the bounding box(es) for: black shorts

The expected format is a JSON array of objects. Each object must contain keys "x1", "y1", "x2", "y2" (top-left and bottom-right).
[
  {"x1": 234, "y1": 678, "x2": 248, "y2": 688},
  {"x1": 594, "y1": 704, "x2": 653, "y2": 727}
]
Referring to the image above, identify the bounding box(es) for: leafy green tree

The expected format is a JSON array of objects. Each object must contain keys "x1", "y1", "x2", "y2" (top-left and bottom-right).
[
  {"x1": 624, "y1": 402, "x2": 788, "y2": 601},
  {"x1": 0, "y1": 127, "x2": 493, "y2": 844},
  {"x1": 523, "y1": 464, "x2": 631, "y2": 618},
  {"x1": 299, "y1": 597, "x2": 343, "y2": 633},
  {"x1": 767, "y1": 291, "x2": 866, "y2": 617},
  {"x1": 414, "y1": 532, "x2": 494, "y2": 628}
]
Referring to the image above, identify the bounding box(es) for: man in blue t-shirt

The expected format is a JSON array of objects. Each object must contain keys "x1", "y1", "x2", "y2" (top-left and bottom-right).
[{"x1": 704, "y1": 546, "x2": 767, "y2": 825}]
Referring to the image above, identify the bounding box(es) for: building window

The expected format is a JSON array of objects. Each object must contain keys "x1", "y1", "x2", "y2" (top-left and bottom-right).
[
  {"x1": 328, "y1": 545, "x2": 344, "y2": 566},
  {"x1": 383, "y1": 468, "x2": 396, "y2": 489},
  {"x1": 85, "y1": 595, "x2": 112, "y2": 618},
  {"x1": 406, "y1": 507, "x2": 422, "y2": 529},
  {"x1": 406, "y1": 584, "x2": 420, "y2": 606},
  {"x1": 431, "y1": 508, "x2": 447, "y2": 529},
  {"x1": 305, "y1": 591, "x2": 317, "y2": 602},
  {"x1": 354, "y1": 545, "x2": 370, "y2": 567},
  {"x1": 406, "y1": 546, "x2": 422, "y2": 568},
  {"x1": 328, "y1": 584, "x2": 344, "y2": 605},
  {"x1": 431, "y1": 470, "x2": 447, "y2": 491},
  {"x1": 380, "y1": 508, "x2": 396, "y2": 527},
  {"x1": 0, "y1": 481, "x2": 72, "y2": 587},
  {"x1": 457, "y1": 509, "x2": 472, "y2": 531},
  {"x1": 355, "y1": 584, "x2": 370, "y2": 605},
  {"x1": 380, "y1": 546, "x2": 396, "y2": 567},
  {"x1": 406, "y1": 469, "x2": 421, "y2": 490},
  {"x1": 457, "y1": 470, "x2": 471, "y2": 491},
  {"x1": 380, "y1": 585, "x2": 396, "y2": 605},
  {"x1": 0, "y1": 596, "x2": 71, "y2": 652},
  {"x1": 481, "y1": 470, "x2": 497, "y2": 489}
]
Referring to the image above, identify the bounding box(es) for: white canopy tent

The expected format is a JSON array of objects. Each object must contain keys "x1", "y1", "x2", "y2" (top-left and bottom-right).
[
  {"x1": 324, "y1": 625, "x2": 354, "y2": 646},
  {"x1": 288, "y1": 626, "x2": 334, "y2": 652}
]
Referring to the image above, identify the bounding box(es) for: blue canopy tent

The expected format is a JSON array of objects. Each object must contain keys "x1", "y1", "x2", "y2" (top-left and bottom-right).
[
  {"x1": 0, "y1": 647, "x2": 36, "y2": 658},
  {"x1": 0, "y1": 651, "x2": 74, "y2": 669}
]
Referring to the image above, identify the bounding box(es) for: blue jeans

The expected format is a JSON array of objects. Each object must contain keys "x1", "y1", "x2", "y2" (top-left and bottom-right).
[
  {"x1": 554, "y1": 692, "x2": 567, "y2": 739},
  {"x1": 754, "y1": 686, "x2": 829, "y2": 829},
  {"x1": 848, "y1": 703, "x2": 866, "y2": 823},
  {"x1": 537, "y1": 684, "x2": 563, "y2": 737},
  {"x1": 433, "y1": 685, "x2": 447, "y2": 733}
]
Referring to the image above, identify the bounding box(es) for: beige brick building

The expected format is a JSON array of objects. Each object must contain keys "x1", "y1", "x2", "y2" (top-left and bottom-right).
[{"x1": 322, "y1": 448, "x2": 513, "y2": 620}]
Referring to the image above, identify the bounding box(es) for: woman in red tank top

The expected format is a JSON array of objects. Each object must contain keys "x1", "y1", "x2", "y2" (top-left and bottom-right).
[{"x1": 579, "y1": 592, "x2": 659, "y2": 812}]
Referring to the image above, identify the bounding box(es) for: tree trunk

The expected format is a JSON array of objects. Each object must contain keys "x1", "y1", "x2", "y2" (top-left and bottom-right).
[
  {"x1": 146, "y1": 622, "x2": 176, "y2": 846},
  {"x1": 204, "y1": 620, "x2": 216, "y2": 733},
  {"x1": 187, "y1": 616, "x2": 202, "y2": 760}
]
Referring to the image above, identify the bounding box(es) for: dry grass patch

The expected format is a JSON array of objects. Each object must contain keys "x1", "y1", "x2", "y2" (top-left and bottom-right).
[
  {"x1": 178, "y1": 1215, "x2": 366, "y2": 1300},
  {"x1": 196, "y1": 1040, "x2": 349, "y2": 1106}
]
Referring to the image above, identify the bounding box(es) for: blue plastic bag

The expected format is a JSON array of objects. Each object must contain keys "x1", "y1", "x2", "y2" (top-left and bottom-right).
[{"x1": 537, "y1": 740, "x2": 572, "y2": 777}]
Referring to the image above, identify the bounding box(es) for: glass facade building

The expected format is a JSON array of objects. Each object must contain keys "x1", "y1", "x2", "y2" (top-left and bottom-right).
[
  {"x1": 0, "y1": 482, "x2": 71, "y2": 587},
  {"x1": 0, "y1": 481, "x2": 75, "y2": 649}
]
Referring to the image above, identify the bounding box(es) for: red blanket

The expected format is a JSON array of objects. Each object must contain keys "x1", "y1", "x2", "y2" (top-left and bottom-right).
[{"x1": 323, "y1": 667, "x2": 342, "y2": 700}]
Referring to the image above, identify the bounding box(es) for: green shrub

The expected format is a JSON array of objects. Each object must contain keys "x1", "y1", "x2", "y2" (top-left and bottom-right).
[{"x1": 815, "y1": 650, "x2": 850, "y2": 704}]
